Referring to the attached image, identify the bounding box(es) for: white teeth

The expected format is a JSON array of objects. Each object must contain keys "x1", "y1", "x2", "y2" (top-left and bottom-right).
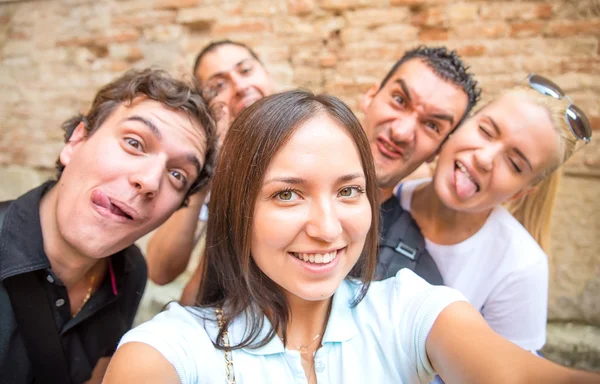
[
  {"x1": 456, "y1": 161, "x2": 476, "y2": 183},
  {"x1": 293, "y1": 251, "x2": 338, "y2": 264}
]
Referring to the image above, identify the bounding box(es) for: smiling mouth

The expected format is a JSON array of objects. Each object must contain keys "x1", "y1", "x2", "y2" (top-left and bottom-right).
[{"x1": 291, "y1": 250, "x2": 339, "y2": 264}]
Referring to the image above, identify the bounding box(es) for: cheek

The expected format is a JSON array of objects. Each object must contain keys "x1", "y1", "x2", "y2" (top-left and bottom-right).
[
  {"x1": 252, "y1": 204, "x2": 306, "y2": 252},
  {"x1": 339, "y1": 202, "x2": 372, "y2": 241}
]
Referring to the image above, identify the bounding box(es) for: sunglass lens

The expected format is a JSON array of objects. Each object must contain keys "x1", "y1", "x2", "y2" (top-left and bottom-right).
[
  {"x1": 529, "y1": 74, "x2": 564, "y2": 99},
  {"x1": 566, "y1": 104, "x2": 592, "y2": 141}
]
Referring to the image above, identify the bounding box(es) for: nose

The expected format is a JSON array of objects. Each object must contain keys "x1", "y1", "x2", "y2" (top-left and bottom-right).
[
  {"x1": 230, "y1": 72, "x2": 250, "y2": 95},
  {"x1": 305, "y1": 198, "x2": 343, "y2": 243},
  {"x1": 129, "y1": 159, "x2": 163, "y2": 199},
  {"x1": 473, "y1": 144, "x2": 500, "y2": 172},
  {"x1": 389, "y1": 114, "x2": 417, "y2": 145}
]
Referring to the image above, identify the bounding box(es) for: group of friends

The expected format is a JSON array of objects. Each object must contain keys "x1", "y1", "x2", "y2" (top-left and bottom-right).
[{"x1": 0, "y1": 39, "x2": 596, "y2": 384}]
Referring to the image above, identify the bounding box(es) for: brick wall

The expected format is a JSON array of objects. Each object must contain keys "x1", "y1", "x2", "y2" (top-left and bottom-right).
[{"x1": 0, "y1": 0, "x2": 599, "y2": 326}]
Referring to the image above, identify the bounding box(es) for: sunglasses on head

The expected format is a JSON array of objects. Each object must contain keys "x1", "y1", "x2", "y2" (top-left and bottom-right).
[{"x1": 527, "y1": 74, "x2": 592, "y2": 144}]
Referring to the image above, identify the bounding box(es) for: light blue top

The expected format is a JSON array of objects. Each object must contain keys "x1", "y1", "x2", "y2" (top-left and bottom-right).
[{"x1": 119, "y1": 269, "x2": 466, "y2": 384}]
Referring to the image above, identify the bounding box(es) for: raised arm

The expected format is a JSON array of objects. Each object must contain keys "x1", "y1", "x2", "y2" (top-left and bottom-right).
[
  {"x1": 427, "y1": 301, "x2": 600, "y2": 384},
  {"x1": 102, "y1": 342, "x2": 180, "y2": 383},
  {"x1": 146, "y1": 188, "x2": 208, "y2": 285}
]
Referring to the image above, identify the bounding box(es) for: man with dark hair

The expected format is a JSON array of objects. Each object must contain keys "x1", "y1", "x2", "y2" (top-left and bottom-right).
[
  {"x1": 193, "y1": 39, "x2": 273, "y2": 121},
  {"x1": 146, "y1": 40, "x2": 273, "y2": 302},
  {"x1": 0, "y1": 68, "x2": 216, "y2": 383},
  {"x1": 360, "y1": 45, "x2": 481, "y2": 281}
]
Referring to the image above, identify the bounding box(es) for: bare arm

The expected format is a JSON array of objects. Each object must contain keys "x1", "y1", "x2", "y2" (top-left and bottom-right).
[
  {"x1": 179, "y1": 258, "x2": 205, "y2": 306},
  {"x1": 102, "y1": 342, "x2": 180, "y2": 384},
  {"x1": 147, "y1": 189, "x2": 208, "y2": 285},
  {"x1": 427, "y1": 301, "x2": 600, "y2": 384}
]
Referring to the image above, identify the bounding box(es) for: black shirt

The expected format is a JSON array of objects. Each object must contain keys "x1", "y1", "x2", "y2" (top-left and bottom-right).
[{"x1": 0, "y1": 182, "x2": 147, "y2": 384}]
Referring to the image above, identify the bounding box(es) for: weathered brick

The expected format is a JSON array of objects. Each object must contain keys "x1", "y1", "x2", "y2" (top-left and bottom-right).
[
  {"x1": 319, "y1": 53, "x2": 337, "y2": 68},
  {"x1": 480, "y1": 3, "x2": 553, "y2": 21},
  {"x1": 153, "y1": 0, "x2": 200, "y2": 10},
  {"x1": 176, "y1": 6, "x2": 221, "y2": 27},
  {"x1": 319, "y1": 0, "x2": 385, "y2": 11},
  {"x1": 411, "y1": 6, "x2": 446, "y2": 27},
  {"x1": 213, "y1": 18, "x2": 270, "y2": 34},
  {"x1": 419, "y1": 27, "x2": 449, "y2": 41},
  {"x1": 112, "y1": 10, "x2": 176, "y2": 27},
  {"x1": 346, "y1": 8, "x2": 410, "y2": 28},
  {"x1": 451, "y1": 21, "x2": 510, "y2": 40},
  {"x1": 547, "y1": 19, "x2": 600, "y2": 38},
  {"x1": 446, "y1": 3, "x2": 480, "y2": 23},
  {"x1": 243, "y1": 0, "x2": 285, "y2": 16},
  {"x1": 288, "y1": 0, "x2": 315, "y2": 15},
  {"x1": 510, "y1": 21, "x2": 545, "y2": 38},
  {"x1": 455, "y1": 44, "x2": 486, "y2": 57},
  {"x1": 373, "y1": 24, "x2": 420, "y2": 42}
]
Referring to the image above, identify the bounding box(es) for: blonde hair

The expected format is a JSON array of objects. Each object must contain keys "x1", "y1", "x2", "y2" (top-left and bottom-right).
[{"x1": 501, "y1": 86, "x2": 580, "y2": 253}]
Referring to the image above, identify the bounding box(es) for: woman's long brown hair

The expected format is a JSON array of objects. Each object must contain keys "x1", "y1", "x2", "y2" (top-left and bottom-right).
[{"x1": 197, "y1": 90, "x2": 379, "y2": 350}]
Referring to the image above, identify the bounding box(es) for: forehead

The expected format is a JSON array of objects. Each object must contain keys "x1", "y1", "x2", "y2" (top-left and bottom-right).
[
  {"x1": 483, "y1": 94, "x2": 561, "y2": 168},
  {"x1": 384, "y1": 59, "x2": 469, "y2": 120},
  {"x1": 195, "y1": 44, "x2": 255, "y2": 81},
  {"x1": 266, "y1": 115, "x2": 363, "y2": 175}
]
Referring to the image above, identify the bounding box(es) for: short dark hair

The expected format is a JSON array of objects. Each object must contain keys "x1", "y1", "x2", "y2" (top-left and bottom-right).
[
  {"x1": 56, "y1": 68, "x2": 217, "y2": 205},
  {"x1": 199, "y1": 90, "x2": 379, "y2": 351},
  {"x1": 192, "y1": 39, "x2": 262, "y2": 79},
  {"x1": 380, "y1": 45, "x2": 481, "y2": 122}
]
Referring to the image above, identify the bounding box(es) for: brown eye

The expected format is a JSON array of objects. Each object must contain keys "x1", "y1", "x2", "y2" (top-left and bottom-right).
[
  {"x1": 275, "y1": 190, "x2": 298, "y2": 201},
  {"x1": 126, "y1": 138, "x2": 142, "y2": 150},
  {"x1": 339, "y1": 187, "x2": 353, "y2": 197}
]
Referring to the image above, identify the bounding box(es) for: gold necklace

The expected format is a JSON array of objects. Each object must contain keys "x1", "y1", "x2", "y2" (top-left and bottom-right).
[{"x1": 72, "y1": 275, "x2": 95, "y2": 318}]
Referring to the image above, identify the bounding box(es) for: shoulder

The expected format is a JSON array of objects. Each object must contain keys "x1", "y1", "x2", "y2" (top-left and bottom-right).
[
  {"x1": 359, "y1": 270, "x2": 466, "y2": 326},
  {"x1": 487, "y1": 207, "x2": 548, "y2": 266},
  {"x1": 119, "y1": 303, "x2": 219, "y2": 383}
]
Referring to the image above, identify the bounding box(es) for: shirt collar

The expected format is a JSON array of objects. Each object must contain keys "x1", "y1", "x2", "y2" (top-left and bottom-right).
[
  {"x1": 0, "y1": 181, "x2": 54, "y2": 281},
  {"x1": 230, "y1": 278, "x2": 361, "y2": 356},
  {"x1": 0, "y1": 181, "x2": 137, "y2": 286}
]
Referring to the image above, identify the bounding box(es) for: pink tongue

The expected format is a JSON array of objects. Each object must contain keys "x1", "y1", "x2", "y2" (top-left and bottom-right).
[
  {"x1": 455, "y1": 168, "x2": 478, "y2": 199},
  {"x1": 91, "y1": 190, "x2": 111, "y2": 210}
]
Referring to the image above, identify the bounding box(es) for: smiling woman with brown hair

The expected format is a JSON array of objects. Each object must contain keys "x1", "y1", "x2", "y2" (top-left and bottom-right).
[{"x1": 104, "y1": 89, "x2": 598, "y2": 384}]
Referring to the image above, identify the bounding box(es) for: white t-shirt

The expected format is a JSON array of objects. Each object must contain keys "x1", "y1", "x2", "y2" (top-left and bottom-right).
[
  {"x1": 398, "y1": 179, "x2": 548, "y2": 351},
  {"x1": 119, "y1": 269, "x2": 466, "y2": 384}
]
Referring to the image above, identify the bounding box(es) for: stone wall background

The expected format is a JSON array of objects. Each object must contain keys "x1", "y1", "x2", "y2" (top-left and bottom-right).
[{"x1": 0, "y1": 0, "x2": 598, "y2": 368}]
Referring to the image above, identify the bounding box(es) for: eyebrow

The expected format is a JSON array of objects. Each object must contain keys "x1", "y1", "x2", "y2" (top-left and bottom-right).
[
  {"x1": 263, "y1": 173, "x2": 365, "y2": 186},
  {"x1": 206, "y1": 58, "x2": 252, "y2": 82},
  {"x1": 513, "y1": 148, "x2": 533, "y2": 171},
  {"x1": 486, "y1": 115, "x2": 501, "y2": 137},
  {"x1": 124, "y1": 116, "x2": 162, "y2": 140},
  {"x1": 396, "y1": 79, "x2": 412, "y2": 103},
  {"x1": 396, "y1": 79, "x2": 455, "y2": 126},
  {"x1": 486, "y1": 116, "x2": 533, "y2": 171}
]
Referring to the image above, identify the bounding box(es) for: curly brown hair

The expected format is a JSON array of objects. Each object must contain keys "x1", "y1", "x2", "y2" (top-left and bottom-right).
[{"x1": 56, "y1": 68, "x2": 217, "y2": 205}]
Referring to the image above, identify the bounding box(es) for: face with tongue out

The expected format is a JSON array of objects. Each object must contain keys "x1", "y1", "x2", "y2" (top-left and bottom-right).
[
  {"x1": 51, "y1": 97, "x2": 208, "y2": 258},
  {"x1": 433, "y1": 92, "x2": 561, "y2": 212},
  {"x1": 251, "y1": 115, "x2": 372, "y2": 303}
]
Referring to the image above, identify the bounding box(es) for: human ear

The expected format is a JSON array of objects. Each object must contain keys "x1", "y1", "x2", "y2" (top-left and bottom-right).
[
  {"x1": 59, "y1": 122, "x2": 87, "y2": 167},
  {"x1": 360, "y1": 83, "x2": 380, "y2": 114}
]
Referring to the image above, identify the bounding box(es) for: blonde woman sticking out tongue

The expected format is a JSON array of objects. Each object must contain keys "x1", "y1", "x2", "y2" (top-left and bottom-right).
[{"x1": 398, "y1": 75, "x2": 592, "y2": 356}]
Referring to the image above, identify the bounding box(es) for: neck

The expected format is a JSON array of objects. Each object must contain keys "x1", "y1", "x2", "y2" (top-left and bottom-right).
[
  {"x1": 379, "y1": 186, "x2": 394, "y2": 204},
  {"x1": 39, "y1": 186, "x2": 102, "y2": 289},
  {"x1": 411, "y1": 182, "x2": 491, "y2": 245},
  {"x1": 283, "y1": 295, "x2": 331, "y2": 350}
]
